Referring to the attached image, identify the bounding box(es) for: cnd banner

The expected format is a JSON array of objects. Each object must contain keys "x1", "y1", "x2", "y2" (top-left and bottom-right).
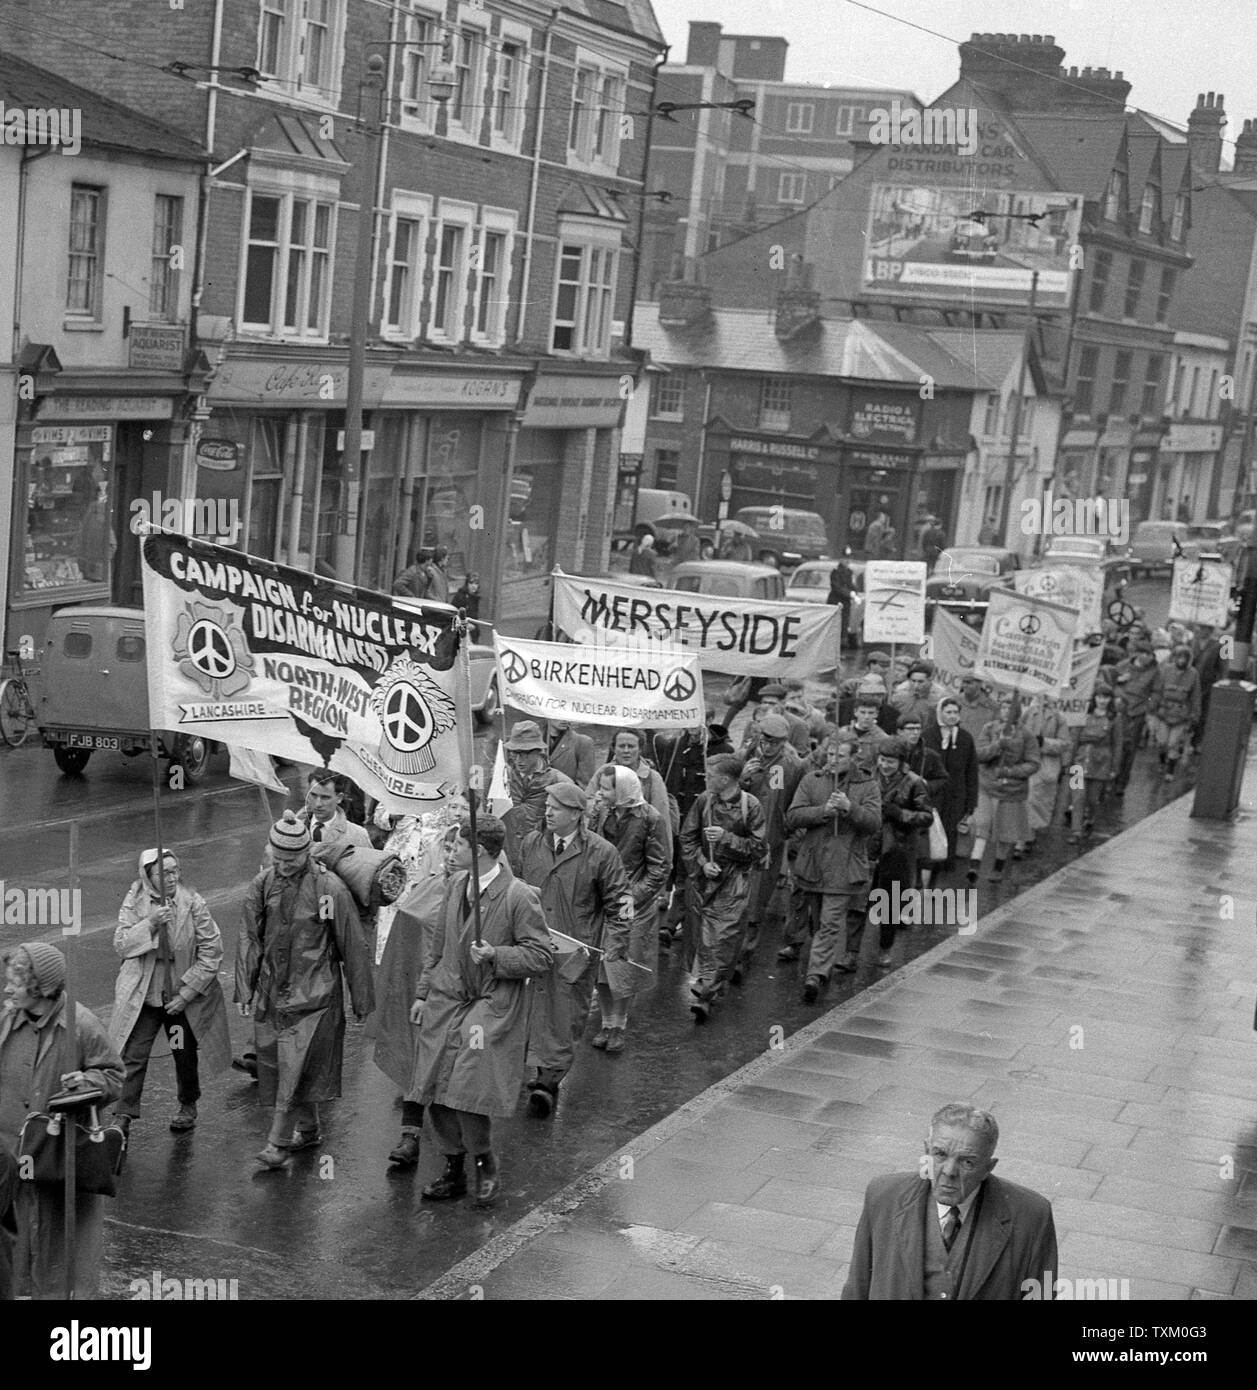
[
  {"x1": 141, "y1": 532, "x2": 467, "y2": 812},
  {"x1": 551, "y1": 570, "x2": 843, "y2": 677},
  {"x1": 974, "y1": 587, "x2": 1076, "y2": 696},
  {"x1": 494, "y1": 634, "x2": 705, "y2": 728}
]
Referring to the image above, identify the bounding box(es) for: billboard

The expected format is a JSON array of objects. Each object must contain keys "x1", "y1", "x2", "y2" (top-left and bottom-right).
[{"x1": 862, "y1": 185, "x2": 1083, "y2": 307}]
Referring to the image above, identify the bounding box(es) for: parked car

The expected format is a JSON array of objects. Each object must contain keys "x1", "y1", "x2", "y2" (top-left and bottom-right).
[
  {"x1": 785, "y1": 559, "x2": 865, "y2": 644},
  {"x1": 732, "y1": 507, "x2": 831, "y2": 568},
  {"x1": 1039, "y1": 535, "x2": 1133, "y2": 592},
  {"x1": 1128, "y1": 521, "x2": 1224, "y2": 577},
  {"x1": 670, "y1": 560, "x2": 786, "y2": 602},
  {"x1": 926, "y1": 550, "x2": 1017, "y2": 633},
  {"x1": 934, "y1": 547, "x2": 1021, "y2": 581}
]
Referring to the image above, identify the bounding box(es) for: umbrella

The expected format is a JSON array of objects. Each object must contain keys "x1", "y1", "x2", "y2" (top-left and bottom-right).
[
  {"x1": 650, "y1": 512, "x2": 699, "y2": 528},
  {"x1": 718, "y1": 519, "x2": 759, "y2": 539}
]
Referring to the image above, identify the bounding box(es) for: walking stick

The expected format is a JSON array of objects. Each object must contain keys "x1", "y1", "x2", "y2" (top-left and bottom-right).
[{"x1": 63, "y1": 819, "x2": 79, "y2": 1300}]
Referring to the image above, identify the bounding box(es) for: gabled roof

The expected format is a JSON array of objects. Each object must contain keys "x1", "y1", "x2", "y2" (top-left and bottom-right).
[
  {"x1": 635, "y1": 304, "x2": 1028, "y2": 390},
  {"x1": 563, "y1": 0, "x2": 665, "y2": 47},
  {"x1": 920, "y1": 329, "x2": 1032, "y2": 392},
  {"x1": 244, "y1": 111, "x2": 347, "y2": 164},
  {"x1": 0, "y1": 50, "x2": 205, "y2": 163},
  {"x1": 1014, "y1": 113, "x2": 1128, "y2": 199},
  {"x1": 556, "y1": 182, "x2": 629, "y2": 222}
]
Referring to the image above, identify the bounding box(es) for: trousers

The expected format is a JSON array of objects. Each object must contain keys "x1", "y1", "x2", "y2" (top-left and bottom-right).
[
  {"x1": 693, "y1": 869, "x2": 752, "y2": 996},
  {"x1": 797, "y1": 889, "x2": 864, "y2": 979},
  {"x1": 528, "y1": 953, "x2": 599, "y2": 1090},
  {"x1": 429, "y1": 1103, "x2": 492, "y2": 1157},
  {"x1": 118, "y1": 1003, "x2": 200, "y2": 1118}
]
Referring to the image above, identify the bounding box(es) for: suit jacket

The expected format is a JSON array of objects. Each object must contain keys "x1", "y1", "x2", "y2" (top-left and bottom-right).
[
  {"x1": 923, "y1": 724, "x2": 979, "y2": 825},
  {"x1": 842, "y1": 1173, "x2": 1057, "y2": 1301}
]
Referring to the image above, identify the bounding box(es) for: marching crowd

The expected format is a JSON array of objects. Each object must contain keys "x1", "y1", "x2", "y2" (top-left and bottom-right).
[{"x1": 0, "y1": 603, "x2": 1227, "y2": 1295}]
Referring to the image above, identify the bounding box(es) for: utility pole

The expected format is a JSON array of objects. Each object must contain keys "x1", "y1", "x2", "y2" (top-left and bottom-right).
[
  {"x1": 336, "y1": 52, "x2": 387, "y2": 581},
  {"x1": 996, "y1": 270, "x2": 1039, "y2": 550}
]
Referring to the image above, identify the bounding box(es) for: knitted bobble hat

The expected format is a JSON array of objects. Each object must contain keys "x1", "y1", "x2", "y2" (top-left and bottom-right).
[{"x1": 269, "y1": 810, "x2": 312, "y2": 852}]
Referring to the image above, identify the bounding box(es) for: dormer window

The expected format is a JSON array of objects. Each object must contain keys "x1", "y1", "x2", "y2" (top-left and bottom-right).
[
  {"x1": 1138, "y1": 185, "x2": 1158, "y2": 235},
  {"x1": 1170, "y1": 193, "x2": 1187, "y2": 242},
  {"x1": 1103, "y1": 171, "x2": 1124, "y2": 223}
]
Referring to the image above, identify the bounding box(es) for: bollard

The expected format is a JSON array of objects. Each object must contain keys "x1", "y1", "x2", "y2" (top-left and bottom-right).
[{"x1": 1190, "y1": 680, "x2": 1257, "y2": 819}]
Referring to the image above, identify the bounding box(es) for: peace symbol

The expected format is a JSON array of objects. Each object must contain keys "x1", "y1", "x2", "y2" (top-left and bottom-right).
[
  {"x1": 382, "y1": 681, "x2": 434, "y2": 752},
  {"x1": 187, "y1": 619, "x2": 236, "y2": 680},
  {"x1": 500, "y1": 648, "x2": 528, "y2": 683},
  {"x1": 663, "y1": 668, "x2": 696, "y2": 702},
  {"x1": 1038, "y1": 574, "x2": 1058, "y2": 592},
  {"x1": 1108, "y1": 600, "x2": 1137, "y2": 631},
  {"x1": 1019, "y1": 613, "x2": 1042, "y2": 635}
]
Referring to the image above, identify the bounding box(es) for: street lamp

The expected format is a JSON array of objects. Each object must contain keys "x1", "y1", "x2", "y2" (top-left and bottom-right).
[{"x1": 336, "y1": 45, "x2": 456, "y2": 581}]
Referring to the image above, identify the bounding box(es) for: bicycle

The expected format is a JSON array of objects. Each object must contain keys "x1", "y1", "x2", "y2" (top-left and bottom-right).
[{"x1": 0, "y1": 648, "x2": 37, "y2": 748}]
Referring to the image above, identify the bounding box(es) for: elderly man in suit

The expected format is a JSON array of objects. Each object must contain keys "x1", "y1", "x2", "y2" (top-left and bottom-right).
[{"x1": 843, "y1": 1103, "x2": 1057, "y2": 1301}]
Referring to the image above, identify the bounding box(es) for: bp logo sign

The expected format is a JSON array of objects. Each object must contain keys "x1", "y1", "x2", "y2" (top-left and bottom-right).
[
  {"x1": 171, "y1": 601, "x2": 254, "y2": 699},
  {"x1": 368, "y1": 655, "x2": 456, "y2": 776}
]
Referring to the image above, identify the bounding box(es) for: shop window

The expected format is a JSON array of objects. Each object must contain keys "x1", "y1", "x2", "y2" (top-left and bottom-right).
[
  {"x1": 149, "y1": 195, "x2": 183, "y2": 320},
  {"x1": 67, "y1": 185, "x2": 105, "y2": 319},
  {"x1": 22, "y1": 445, "x2": 114, "y2": 597},
  {"x1": 241, "y1": 189, "x2": 337, "y2": 338}
]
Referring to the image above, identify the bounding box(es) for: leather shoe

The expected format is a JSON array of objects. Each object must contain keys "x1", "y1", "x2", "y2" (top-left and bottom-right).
[
  {"x1": 776, "y1": 944, "x2": 800, "y2": 962},
  {"x1": 473, "y1": 1152, "x2": 500, "y2": 1207},
  {"x1": 169, "y1": 1103, "x2": 197, "y2": 1133},
  {"x1": 527, "y1": 1086, "x2": 556, "y2": 1118},
  {"x1": 605, "y1": 1027, "x2": 626, "y2": 1054},
  {"x1": 388, "y1": 1131, "x2": 421, "y2": 1167},
  {"x1": 835, "y1": 953, "x2": 858, "y2": 973},
  {"x1": 232, "y1": 1054, "x2": 258, "y2": 1080},
  {"x1": 801, "y1": 976, "x2": 820, "y2": 1004},
  {"x1": 422, "y1": 1154, "x2": 467, "y2": 1200},
  {"x1": 287, "y1": 1128, "x2": 322, "y2": 1152},
  {"x1": 591, "y1": 1027, "x2": 610, "y2": 1049},
  {"x1": 255, "y1": 1144, "x2": 288, "y2": 1170}
]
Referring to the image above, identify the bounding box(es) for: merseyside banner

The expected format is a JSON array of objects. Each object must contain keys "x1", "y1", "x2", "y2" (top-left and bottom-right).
[
  {"x1": 551, "y1": 571, "x2": 842, "y2": 677},
  {"x1": 974, "y1": 587, "x2": 1075, "y2": 696},
  {"x1": 930, "y1": 607, "x2": 982, "y2": 691},
  {"x1": 141, "y1": 532, "x2": 466, "y2": 812},
  {"x1": 495, "y1": 634, "x2": 705, "y2": 728}
]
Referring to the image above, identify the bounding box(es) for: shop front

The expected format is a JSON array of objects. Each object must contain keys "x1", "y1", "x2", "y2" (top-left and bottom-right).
[
  {"x1": 1153, "y1": 422, "x2": 1223, "y2": 522},
  {"x1": 7, "y1": 380, "x2": 194, "y2": 653},
  {"x1": 838, "y1": 448, "x2": 920, "y2": 558},
  {"x1": 704, "y1": 428, "x2": 840, "y2": 551}
]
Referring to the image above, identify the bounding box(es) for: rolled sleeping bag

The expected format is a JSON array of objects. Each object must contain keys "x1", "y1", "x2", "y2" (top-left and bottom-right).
[{"x1": 318, "y1": 840, "x2": 407, "y2": 911}]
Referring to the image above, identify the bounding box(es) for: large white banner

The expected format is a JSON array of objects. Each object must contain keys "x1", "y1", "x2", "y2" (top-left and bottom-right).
[
  {"x1": 1168, "y1": 558, "x2": 1232, "y2": 628},
  {"x1": 974, "y1": 587, "x2": 1076, "y2": 696},
  {"x1": 929, "y1": 607, "x2": 982, "y2": 692},
  {"x1": 141, "y1": 532, "x2": 467, "y2": 812},
  {"x1": 1056, "y1": 644, "x2": 1105, "y2": 728},
  {"x1": 1014, "y1": 566, "x2": 1102, "y2": 638},
  {"x1": 863, "y1": 560, "x2": 927, "y2": 644},
  {"x1": 494, "y1": 634, "x2": 705, "y2": 728},
  {"x1": 552, "y1": 571, "x2": 842, "y2": 677}
]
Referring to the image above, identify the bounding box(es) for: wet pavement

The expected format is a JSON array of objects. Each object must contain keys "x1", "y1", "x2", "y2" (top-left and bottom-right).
[{"x1": 422, "y1": 750, "x2": 1257, "y2": 1301}]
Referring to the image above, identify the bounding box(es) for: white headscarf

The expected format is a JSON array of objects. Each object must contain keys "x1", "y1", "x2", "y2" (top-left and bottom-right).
[{"x1": 607, "y1": 764, "x2": 645, "y2": 809}]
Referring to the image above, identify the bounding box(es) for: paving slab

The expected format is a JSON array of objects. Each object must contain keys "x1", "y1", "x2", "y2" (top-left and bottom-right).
[{"x1": 417, "y1": 757, "x2": 1257, "y2": 1301}]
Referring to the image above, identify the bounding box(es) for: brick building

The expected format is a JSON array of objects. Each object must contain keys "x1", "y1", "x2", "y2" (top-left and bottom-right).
[{"x1": 0, "y1": 0, "x2": 665, "y2": 634}]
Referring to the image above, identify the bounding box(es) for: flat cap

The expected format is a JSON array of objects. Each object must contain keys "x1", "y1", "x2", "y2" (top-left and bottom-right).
[{"x1": 546, "y1": 780, "x2": 587, "y2": 810}]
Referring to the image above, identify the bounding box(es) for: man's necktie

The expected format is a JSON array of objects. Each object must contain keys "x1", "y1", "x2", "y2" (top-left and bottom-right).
[
  {"x1": 312, "y1": 821, "x2": 324, "y2": 843},
  {"x1": 942, "y1": 1206, "x2": 961, "y2": 1252},
  {"x1": 555, "y1": 837, "x2": 566, "y2": 856}
]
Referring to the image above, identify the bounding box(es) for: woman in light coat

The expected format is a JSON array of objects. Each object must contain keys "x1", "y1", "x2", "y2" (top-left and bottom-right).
[
  {"x1": 969, "y1": 693, "x2": 1040, "y2": 883},
  {"x1": 1019, "y1": 693, "x2": 1069, "y2": 854},
  {"x1": 1066, "y1": 687, "x2": 1125, "y2": 844},
  {"x1": 111, "y1": 848, "x2": 231, "y2": 1134},
  {"x1": 587, "y1": 765, "x2": 669, "y2": 1051}
]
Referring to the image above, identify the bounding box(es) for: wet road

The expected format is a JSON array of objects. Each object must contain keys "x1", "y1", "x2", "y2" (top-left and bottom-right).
[{"x1": 0, "y1": 578, "x2": 1190, "y2": 1298}]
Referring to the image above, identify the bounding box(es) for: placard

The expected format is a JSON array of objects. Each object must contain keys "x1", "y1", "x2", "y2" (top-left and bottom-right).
[
  {"x1": 1168, "y1": 559, "x2": 1232, "y2": 628},
  {"x1": 974, "y1": 587, "x2": 1076, "y2": 696},
  {"x1": 863, "y1": 560, "x2": 927, "y2": 644}
]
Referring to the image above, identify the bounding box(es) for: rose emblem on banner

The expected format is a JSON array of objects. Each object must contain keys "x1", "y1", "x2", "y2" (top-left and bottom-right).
[
  {"x1": 172, "y1": 601, "x2": 254, "y2": 699},
  {"x1": 368, "y1": 655, "x2": 457, "y2": 776}
]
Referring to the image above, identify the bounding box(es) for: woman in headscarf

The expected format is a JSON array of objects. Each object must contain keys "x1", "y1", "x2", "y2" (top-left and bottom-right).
[
  {"x1": 586, "y1": 766, "x2": 669, "y2": 1053},
  {"x1": 110, "y1": 848, "x2": 231, "y2": 1135}
]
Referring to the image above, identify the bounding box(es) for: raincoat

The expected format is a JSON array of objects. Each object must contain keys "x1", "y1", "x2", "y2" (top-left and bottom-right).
[
  {"x1": 589, "y1": 767, "x2": 669, "y2": 998},
  {"x1": 520, "y1": 827, "x2": 631, "y2": 1079},
  {"x1": 1150, "y1": 658, "x2": 1201, "y2": 727},
  {"x1": 110, "y1": 858, "x2": 232, "y2": 1076},
  {"x1": 785, "y1": 765, "x2": 882, "y2": 892},
  {"x1": 548, "y1": 728, "x2": 598, "y2": 787},
  {"x1": 0, "y1": 996, "x2": 122, "y2": 1299},
  {"x1": 373, "y1": 868, "x2": 447, "y2": 1095},
  {"x1": 235, "y1": 859, "x2": 374, "y2": 1109},
  {"x1": 1021, "y1": 698, "x2": 1069, "y2": 832},
  {"x1": 502, "y1": 763, "x2": 574, "y2": 873},
  {"x1": 1069, "y1": 708, "x2": 1124, "y2": 782},
  {"x1": 586, "y1": 758, "x2": 675, "y2": 854},
  {"x1": 411, "y1": 869, "x2": 552, "y2": 1118}
]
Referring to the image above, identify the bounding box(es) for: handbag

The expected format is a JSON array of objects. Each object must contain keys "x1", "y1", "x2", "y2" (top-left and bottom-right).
[
  {"x1": 18, "y1": 1102, "x2": 127, "y2": 1198},
  {"x1": 928, "y1": 809, "x2": 949, "y2": 862}
]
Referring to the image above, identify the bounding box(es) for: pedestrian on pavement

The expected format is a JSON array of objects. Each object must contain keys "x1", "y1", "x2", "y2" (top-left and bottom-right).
[
  {"x1": 588, "y1": 728, "x2": 675, "y2": 856},
  {"x1": 520, "y1": 783, "x2": 632, "y2": 1116},
  {"x1": 500, "y1": 720, "x2": 575, "y2": 873},
  {"x1": 237, "y1": 812, "x2": 375, "y2": 1169},
  {"x1": 680, "y1": 754, "x2": 768, "y2": 1021},
  {"x1": 1147, "y1": 644, "x2": 1201, "y2": 780},
  {"x1": 842, "y1": 1102, "x2": 1057, "y2": 1300},
  {"x1": 1192, "y1": 623, "x2": 1226, "y2": 748},
  {"x1": 785, "y1": 737, "x2": 881, "y2": 999},
  {"x1": 921, "y1": 518, "x2": 945, "y2": 572},
  {"x1": 923, "y1": 697, "x2": 979, "y2": 873},
  {"x1": 737, "y1": 713, "x2": 807, "y2": 977},
  {"x1": 895, "y1": 714, "x2": 948, "y2": 887},
  {"x1": 110, "y1": 848, "x2": 231, "y2": 1137},
  {"x1": 547, "y1": 719, "x2": 597, "y2": 788},
  {"x1": 587, "y1": 766, "x2": 668, "y2": 1052},
  {"x1": 1066, "y1": 688, "x2": 1125, "y2": 844},
  {"x1": 969, "y1": 694, "x2": 1039, "y2": 884},
  {"x1": 870, "y1": 739, "x2": 933, "y2": 967},
  {"x1": 424, "y1": 546, "x2": 451, "y2": 604},
  {"x1": 628, "y1": 532, "x2": 658, "y2": 578},
  {"x1": 827, "y1": 559, "x2": 854, "y2": 609},
  {"x1": 1018, "y1": 693, "x2": 1068, "y2": 853},
  {"x1": 955, "y1": 674, "x2": 997, "y2": 741},
  {"x1": 0, "y1": 943, "x2": 124, "y2": 1299},
  {"x1": 392, "y1": 548, "x2": 431, "y2": 601},
  {"x1": 376, "y1": 823, "x2": 459, "y2": 1169},
  {"x1": 410, "y1": 816, "x2": 552, "y2": 1208}
]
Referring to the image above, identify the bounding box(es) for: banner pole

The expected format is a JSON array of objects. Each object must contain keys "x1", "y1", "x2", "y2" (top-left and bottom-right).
[
  {"x1": 63, "y1": 820, "x2": 79, "y2": 1300},
  {"x1": 459, "y1": 614, "x2": 483, "y2": 947}
]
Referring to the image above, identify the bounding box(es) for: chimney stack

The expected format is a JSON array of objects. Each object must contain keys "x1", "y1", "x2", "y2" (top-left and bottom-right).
[
  {"x1": 658, "y1": 259, "x2": 712, "y2": 328},
  {"x1": 1235, "y1": 118, "x2": 1257, "y2": 177},
  {"x1": 1188, "y1": 92, "x2": 1227, "y2": 175},
  {"x1": 774, "y1": 259, "x2": 820, "y2": 340}
]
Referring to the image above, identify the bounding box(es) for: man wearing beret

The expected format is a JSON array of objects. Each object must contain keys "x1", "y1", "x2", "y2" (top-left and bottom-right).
[
  {"x1": 520, "y1": 781, "x2": 632, "y2": 1117},
  {"x1": 499, "y1": 720, "x2": 575, "y2": 874},
  {"x1": 237, "y1": 812, "x2": 375, "y2": 1169}
]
